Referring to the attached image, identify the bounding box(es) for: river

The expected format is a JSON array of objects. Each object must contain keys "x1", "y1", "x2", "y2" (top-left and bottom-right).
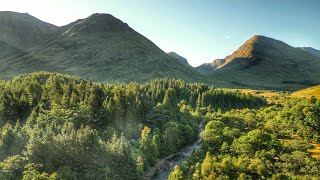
[{"x1": 154, "y1": 123, "x2": 204, "y2": 180}]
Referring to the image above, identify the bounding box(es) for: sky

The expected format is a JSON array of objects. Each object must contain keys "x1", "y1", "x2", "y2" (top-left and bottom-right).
[{"x1": 1, "y1": 0, "x2": 319, "y2": 67}]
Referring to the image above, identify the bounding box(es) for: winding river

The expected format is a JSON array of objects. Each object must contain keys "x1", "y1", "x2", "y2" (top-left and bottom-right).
[{"x1": 154, "y1": 123, "x2": 204, "y2": 180}]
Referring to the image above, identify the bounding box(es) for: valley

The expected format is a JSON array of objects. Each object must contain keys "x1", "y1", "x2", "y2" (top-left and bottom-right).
[
  {"x1": 0, "y1": 6, "x2": 319, "y2": 180},
  {"x1": 0, "y1": 72, "x2": 318, "y2": 179}
]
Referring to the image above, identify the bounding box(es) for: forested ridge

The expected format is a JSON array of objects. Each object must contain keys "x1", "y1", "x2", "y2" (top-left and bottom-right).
[{"x1": 0, "y1": 72, "x2": 265, "y2": 179}]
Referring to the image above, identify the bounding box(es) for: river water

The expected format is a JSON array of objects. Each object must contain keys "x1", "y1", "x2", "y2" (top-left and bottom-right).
[{"x1": 154, "y1": 123, "x2": 204, "y2": 180}]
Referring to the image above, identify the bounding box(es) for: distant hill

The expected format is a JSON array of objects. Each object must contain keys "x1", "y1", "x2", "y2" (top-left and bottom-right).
[
  {"x1": 167, "y1": 52, "x2": 191, "y2": 66},
  {"x1": 212, "y1": 35, "x2": 320, "y2": 90},
  {"x1": 0, "y1": 12, "x2": 203, "y2": 82},
  {"x1": 292, "y1": 85, "x2": 320, "y2": 99},
  {"x1": 298, "y1": 47, "x2": 320, "y2": 58},
  {"x1": 195, "y1": 63, "x2": 215, "y2": 73},
  {"x1": 196, "y1": 58, "x2": 225, "y2": 73}
]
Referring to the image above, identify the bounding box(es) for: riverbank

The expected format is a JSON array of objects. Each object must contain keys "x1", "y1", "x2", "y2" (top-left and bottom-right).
[
  {"x1": 149, "y1": 122, "x2": 204, "y2": 179},
  {"x1": 144, "y1": 154, "x2": 178, "y2": 180}
]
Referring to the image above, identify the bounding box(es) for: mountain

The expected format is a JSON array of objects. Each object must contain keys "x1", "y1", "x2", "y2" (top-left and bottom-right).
[
  {"x1": 291, "y1": 84, "x2": 320, "y2": 99},
  {"x1": 167, "y1": 52, "x2": 191, "y2": 66},
  {"x1": 213, "y1": 35, "x2": 320, "y2": 90},
  {"x1": 211, "y1": 58, "x2": 226, "y2": 68},
  {"x1": 298, "y1": 47, "x2": 320, "y2": 58},
  {"x1": 0, "y1": 11, "x2": 56, "y2": 61},
  {"x1": 196, "y1": 58, "x2": 225, "y2": 73},
  {"x1": 0, "y1": 11, "x2": 56, "y2": 50},
  {"x1": 0, "y1": 12, "x2": 203, "y2": 82},
  {"x1": 196, "y1": 63, "x2": 215, "y2": 73}
]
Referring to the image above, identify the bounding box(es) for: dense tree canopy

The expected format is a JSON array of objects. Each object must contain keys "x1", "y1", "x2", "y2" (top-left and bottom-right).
[
  {"x1": 172, "y1": 97, "x2": 320, "y2": 179},
  {"x1": 0, "y1": 72, "x2": 265, "y2": 179}
]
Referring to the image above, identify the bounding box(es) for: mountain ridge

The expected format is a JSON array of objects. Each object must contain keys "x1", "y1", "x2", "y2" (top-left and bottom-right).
[
  {"x1": 1, "y1": 11, "x2": 320, "y2": 91},
  {"x1": 196, "y1": 58, "x2": 226, "y2": 73},
  {"x1": 298, "y1": 47, "x2": 320, "y2": 58}
]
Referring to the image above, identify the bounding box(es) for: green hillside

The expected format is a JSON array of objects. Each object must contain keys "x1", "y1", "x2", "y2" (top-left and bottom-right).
[{"x1": 0, "y1": 12, "x2": 204, "y2": 83}]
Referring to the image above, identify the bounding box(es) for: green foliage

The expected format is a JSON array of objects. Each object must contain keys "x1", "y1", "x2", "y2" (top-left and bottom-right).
[
  {"x1": 140, "y1": 126, "x2": 159, "y2": 165},
  {"x1": 22, "y1": 163, "x2": 55, "y2": 180},
  {"x1": 0, "y1": 123, "x2": 26, "y2": 161},
  {"x1": 168, "y1": 165, "x2": 184, "y2": 180},
  {"x1": 0, "y1": 155, "x2": 25, "y2": 180},
  {"x1": 176, "y1": 97, "x2": 320, "y2": 179},
  {"x1": 0, "y1": 72, "x2": 269, "y2": 179},
  {"x1": 232, "y1": 129, "x2": 280, "y2": 156}
]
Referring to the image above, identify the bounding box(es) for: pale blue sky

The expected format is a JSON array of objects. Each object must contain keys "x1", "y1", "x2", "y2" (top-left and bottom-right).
[{"x1": 1, "y1": 0, "x2": 319, "y2": 66}]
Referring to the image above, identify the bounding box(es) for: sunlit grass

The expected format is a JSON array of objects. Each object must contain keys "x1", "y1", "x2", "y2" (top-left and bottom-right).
[
  {"x1": 292, "y1": 85, "x2": 320, "y2": 99},
  {"x1": 237, "y1": 89, "x2": 288, "y2": 103}
]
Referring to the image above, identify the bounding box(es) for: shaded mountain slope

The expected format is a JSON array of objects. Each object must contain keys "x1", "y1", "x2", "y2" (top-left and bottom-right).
[
  {"x1": 0, "y1": 13, "x2": 204, "y2": 82},
  {"x1": 212, "y1": 35, "x2": 320, "y2": 90}
]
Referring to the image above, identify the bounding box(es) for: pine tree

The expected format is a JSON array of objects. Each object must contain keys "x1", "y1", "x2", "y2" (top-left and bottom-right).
[
  {"x1": 201, "y1": 152, "x2": 213, "y2": 177},
  {"x1": 136, "y1": 156, "x2": 144, "y2": 178},
  {"x1": 140, "y1": 126, "x2": 158, "y2": 164},
  {"x1": 0, "y1": 90, "x2": 18, "y2": 123}
]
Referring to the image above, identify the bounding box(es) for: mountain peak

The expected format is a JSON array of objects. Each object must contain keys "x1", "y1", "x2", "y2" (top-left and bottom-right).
[
  {"x1": 63, "y1": 13, "x2": 131, "y2": 35},
  {"x1": 251, "y1": 34, "x2": 280, "y2": 40},
  {"x1": 250, "y1": 34, "x2": 267, "y2": 39},
  {"x1": 0, "y1": 11, "x2": 56, "y2": 50},
  {"x1": 217, "y1": 35, "x2": 289, "y2": 69},
  {"x1": 167, "y1": 52, "x2": 191, "y2": 66},
  {"x1": 213, "y1": 35, "x2": 320, "y2": 90},
  {"x1": 246, "y1": 35, "x2": 283, "y2": 46}
]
